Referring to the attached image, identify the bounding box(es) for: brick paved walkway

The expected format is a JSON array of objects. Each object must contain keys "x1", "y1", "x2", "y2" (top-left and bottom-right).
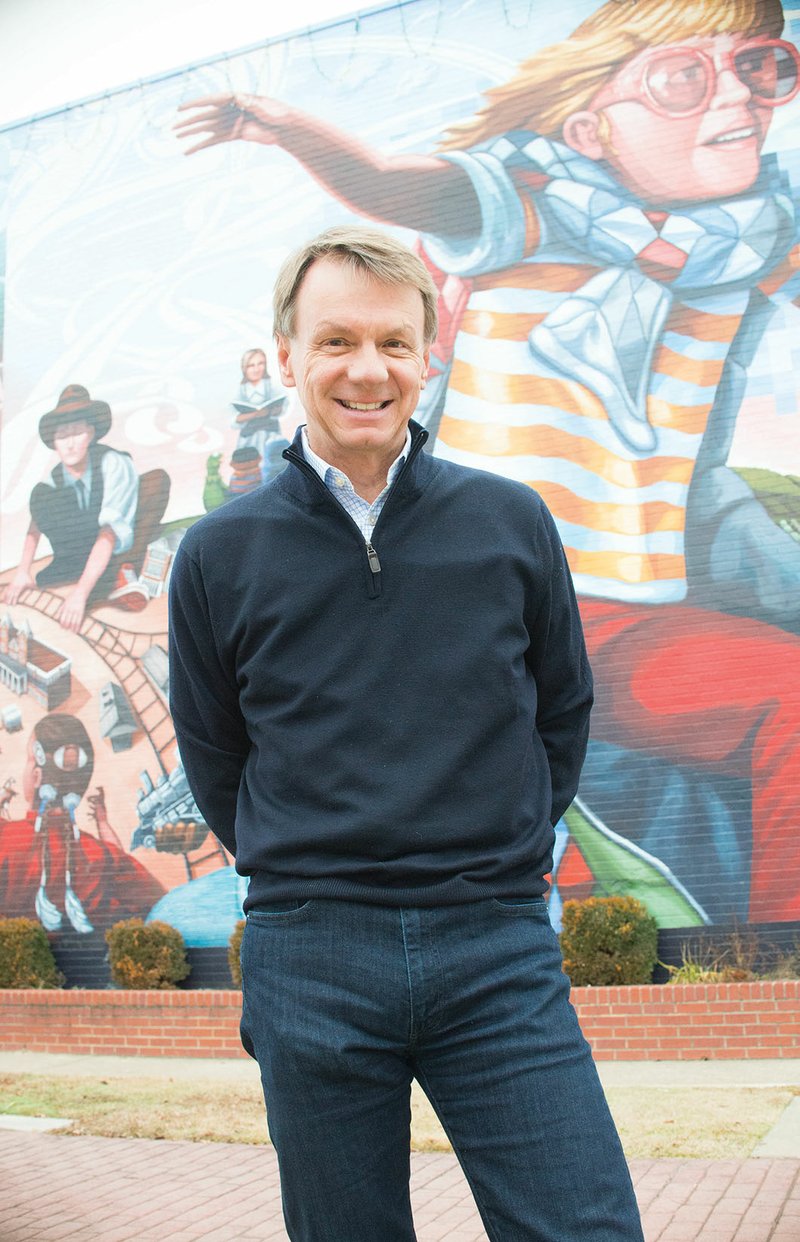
[{"x1": 1, "y1": 1132, "x2": 799, "y2": 1241}]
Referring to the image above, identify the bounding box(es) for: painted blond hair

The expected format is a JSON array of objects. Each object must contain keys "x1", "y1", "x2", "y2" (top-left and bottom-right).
[
  {"x1": 241, "y1": 348, "x2": 267, "y2": 379},
  {"x1": 439, "y1": 0, "x2": 785, "y2": 149}
]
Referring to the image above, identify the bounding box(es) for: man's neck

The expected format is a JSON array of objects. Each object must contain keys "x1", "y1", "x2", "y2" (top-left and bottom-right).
[
  {"x1": 305, "y1": 433, "x2": 407, "y2": 505},
  {"x1": 340, "y1": 460, "x2": 391, "y2": 505}
]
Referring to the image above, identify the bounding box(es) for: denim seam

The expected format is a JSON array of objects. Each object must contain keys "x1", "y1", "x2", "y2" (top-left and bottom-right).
[{"x1": 399, "y1": 908, "x2": 416, "y2": 1044}]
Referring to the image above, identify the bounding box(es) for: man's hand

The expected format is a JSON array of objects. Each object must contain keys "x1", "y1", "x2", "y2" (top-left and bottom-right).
[
  {"x1": 57, "y1": 585, "x2": 89, "y2": 632},
  {"x1": 4, "y1": 568, "x2": 36, "y2": 605},
  {"x1": 175, "y1": 94, "x2": 294, "y2": 155}
]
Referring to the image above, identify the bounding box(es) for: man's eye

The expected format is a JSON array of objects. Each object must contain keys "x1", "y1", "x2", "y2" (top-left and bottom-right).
[{"x1": 385, "y1": 340, "x2": 407, "y2": 350}]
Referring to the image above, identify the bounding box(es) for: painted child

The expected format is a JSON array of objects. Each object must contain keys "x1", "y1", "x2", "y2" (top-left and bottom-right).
[{"x1": 231, "y1": 347, "x2": 288, "y2": 481}]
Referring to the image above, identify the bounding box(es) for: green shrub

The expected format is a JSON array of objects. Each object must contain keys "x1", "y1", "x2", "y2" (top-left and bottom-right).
[
  {"x1": 228, "y1": 919, "x2": 245, "y2": 987},
  {"x1": 105, "y1": 919, "x2": 190, "y2": 989},
  {"x1": 0, "y1": 917, "x2": 63, "y2": 988},
  {"x1": 559, "y1": 896, "x2": 658, "y2": 986}
]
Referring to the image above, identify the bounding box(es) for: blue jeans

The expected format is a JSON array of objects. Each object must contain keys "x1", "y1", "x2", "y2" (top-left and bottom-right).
[{"x1": 240, "y1": 898, "x2": 643, "y2": 1241}]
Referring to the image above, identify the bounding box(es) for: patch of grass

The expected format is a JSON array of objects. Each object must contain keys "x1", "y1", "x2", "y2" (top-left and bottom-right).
[
  {"x1": 0, "y1": 1075, "x2": 796, "y2": 1159},
  {"x1": 606, "y1": 1086, "x2": 799, "y2": 1159},
  {"x1": 0, "y1": 1075, "x2": 268, "y2": 1145}
]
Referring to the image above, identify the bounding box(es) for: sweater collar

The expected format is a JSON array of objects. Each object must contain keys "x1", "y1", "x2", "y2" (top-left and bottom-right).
[{"x1": 281, "y1": 420, "x2": 430, "y2": 506}]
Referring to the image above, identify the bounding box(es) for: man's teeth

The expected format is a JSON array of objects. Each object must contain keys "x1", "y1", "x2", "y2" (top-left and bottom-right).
[
  {"x1": 340, "y1": 400, "x2": 387, "y2": 410},
  {"x1": 710, "y1": 127, "x2": 756, "y2": 144}
]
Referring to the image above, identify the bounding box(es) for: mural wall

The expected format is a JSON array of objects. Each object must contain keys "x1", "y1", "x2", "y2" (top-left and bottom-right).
[{"x1": 1, "y1": 0, "x2": 799, "y2": 964}]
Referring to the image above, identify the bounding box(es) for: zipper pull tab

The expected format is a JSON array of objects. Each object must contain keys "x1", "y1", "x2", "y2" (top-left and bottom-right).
[{"x1": 365, "y1": 542, "x2": 382, "y2": 574}]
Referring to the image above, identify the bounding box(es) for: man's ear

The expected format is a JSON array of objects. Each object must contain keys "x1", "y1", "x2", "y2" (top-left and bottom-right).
[
  {"x1": 420, "y1": 347, "x2": 430, "y2": 389},
  {"x1": 562, "y1": 110, "x2": 605, "y2": 160},
  {"x1": 275, "y1": 335, "x2": 297, "y2": 388}
]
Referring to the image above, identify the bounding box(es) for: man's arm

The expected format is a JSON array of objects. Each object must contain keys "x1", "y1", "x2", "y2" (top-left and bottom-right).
[
  {"x1": 58, "y1": 451, "x2": 145, "y2": 631},
  {"x1": 168, "y1": 542, "x2": 250, "y2": 857},
  {"x1": 57, "y1": 527, "x2": 116, "y2": 631},
  {"x1": 525, "y1": 503, "x2": 593, "y2": 826},
  {"x1": 4, "y1": 526, "x2": 41, "y2": 603},
  {"x1": 98, "y1": 451, "x2": 139, "y2": 555}
]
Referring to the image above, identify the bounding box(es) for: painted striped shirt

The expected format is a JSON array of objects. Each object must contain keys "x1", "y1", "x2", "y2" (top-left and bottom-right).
[{"x1": 423, "y1": 144, "x2": 799, "y2": 605}]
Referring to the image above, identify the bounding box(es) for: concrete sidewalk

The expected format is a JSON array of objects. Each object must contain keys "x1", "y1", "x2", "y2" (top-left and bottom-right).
[
  {"x1": 1, "y1": 1054, "x2": 799, "y2": 1241},
  {"x1": 4, "y1": 1050, "x2": 800, "y2": 1088}
]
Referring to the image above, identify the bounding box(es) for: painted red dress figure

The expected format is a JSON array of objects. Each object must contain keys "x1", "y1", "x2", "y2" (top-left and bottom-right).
[{"x1": 0, "y1": 714, "x2": 164, "y2": 933}]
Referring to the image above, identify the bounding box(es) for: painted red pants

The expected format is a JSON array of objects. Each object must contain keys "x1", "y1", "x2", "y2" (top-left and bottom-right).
[{"x1": 579, "y1": 599, "x2": 800, "y2": 923}]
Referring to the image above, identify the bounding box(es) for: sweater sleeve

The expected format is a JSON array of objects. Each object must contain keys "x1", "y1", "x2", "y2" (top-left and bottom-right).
[
  {"x1": 525, "y1": 502, "x2": 594, "y2": 826},
  {"x1": 168, "y1": 540, "x2": 250, "y2": 857}
]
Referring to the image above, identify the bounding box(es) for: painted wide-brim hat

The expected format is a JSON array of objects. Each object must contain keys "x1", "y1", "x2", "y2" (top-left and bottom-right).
[{"x1": 39, "y1": 384, "x2": 112, "y2": 449}]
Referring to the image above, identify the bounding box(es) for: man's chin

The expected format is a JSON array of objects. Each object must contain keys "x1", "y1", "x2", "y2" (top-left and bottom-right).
[{"x1": 339, "y1": 426, "x2": 395, "y2": 449}]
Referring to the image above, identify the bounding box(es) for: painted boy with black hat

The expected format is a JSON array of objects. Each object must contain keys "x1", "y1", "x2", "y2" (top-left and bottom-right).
[{"x1": 6, "y1": 384, "x2": 146, "y2": 632}]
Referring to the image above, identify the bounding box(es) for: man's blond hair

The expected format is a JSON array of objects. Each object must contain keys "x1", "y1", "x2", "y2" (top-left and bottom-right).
[{"x1": 273, "y1": 226, "x2": 439, "y2": 345}]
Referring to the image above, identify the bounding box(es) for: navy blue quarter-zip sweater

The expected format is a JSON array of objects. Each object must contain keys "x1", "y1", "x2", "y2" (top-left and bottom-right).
[{"x1": 168, "y1": 421, "x2": 593, "y2": 910}]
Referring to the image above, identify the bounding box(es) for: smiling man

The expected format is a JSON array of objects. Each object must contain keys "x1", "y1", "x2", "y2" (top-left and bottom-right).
[
  {"x1": 168, "y1": 226, "x2": 643, "y2": 1242},
  {"x1": 275, "y1": 251, "x2": 430, "y2": 502}
]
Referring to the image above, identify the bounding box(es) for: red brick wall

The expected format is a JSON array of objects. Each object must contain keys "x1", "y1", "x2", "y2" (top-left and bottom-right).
[
  {"x1": 573, "y1": 979, "x2": 800, "y2": 1060},
  {"x1": 0, "y1": 988, "x2": 247, "y2": 1058},
  {"x1": 1, "y1": 980, "x2": 798, "y2": 1060}
]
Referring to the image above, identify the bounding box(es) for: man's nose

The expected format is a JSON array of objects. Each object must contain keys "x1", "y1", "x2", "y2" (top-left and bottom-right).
[{"x1": 348, "y1": 344, "x2": 389, "y2": 383}]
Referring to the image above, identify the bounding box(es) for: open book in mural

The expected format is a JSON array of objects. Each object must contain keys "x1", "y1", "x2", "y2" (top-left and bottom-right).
[{"x1": 1, "y1": 0, "x2": 799, "y2": 963}]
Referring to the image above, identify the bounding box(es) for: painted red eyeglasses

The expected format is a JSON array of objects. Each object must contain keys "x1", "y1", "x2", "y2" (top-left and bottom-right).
[{"x1": 592, "y1": 38, "x2": 800, "y2": 117}]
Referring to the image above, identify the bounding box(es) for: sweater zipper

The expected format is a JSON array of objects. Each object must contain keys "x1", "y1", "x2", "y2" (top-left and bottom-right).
[{"x1": 284, "y1": 426, "x2": 427, "y2": 598}]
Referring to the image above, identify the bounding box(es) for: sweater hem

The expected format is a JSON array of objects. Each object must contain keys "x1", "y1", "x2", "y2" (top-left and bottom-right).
[{"x1": 243, "y1": 872, "x2": 550, "y2": 911}]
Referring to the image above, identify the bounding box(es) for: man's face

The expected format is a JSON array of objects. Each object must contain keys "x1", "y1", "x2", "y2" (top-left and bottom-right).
[
  {"x1": 245, "y1": 354, "x2": 266, "y2": 383},
  {"x1": 582, "y1": 33, "x2": 775, "y2": 204},
  {"x1": 53, "y1": 420, "x2": 94, "y2": 473},
  {"x1": 276, "y1": 258, "x2": 429, "y2": 470}
]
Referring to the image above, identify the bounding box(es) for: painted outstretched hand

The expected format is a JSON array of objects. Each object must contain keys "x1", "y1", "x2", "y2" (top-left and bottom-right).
[
  {"x1": 173, "y1": 93, "x2": 473, "y2": 238},
  {"x1": 175, "y1": 94, "x2": 296, "y2": 154}
]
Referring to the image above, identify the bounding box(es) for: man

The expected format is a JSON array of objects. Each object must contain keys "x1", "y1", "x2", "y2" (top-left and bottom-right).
[
  {"x1": 0, "y1": 713, "x2": 165, "y2": 933},
  {"x1": 168, "y1": 226, "x2": 643, "y2": 1241},
  {"x1": 5, "y1": 384, "x2": 152, "y2": 631}
]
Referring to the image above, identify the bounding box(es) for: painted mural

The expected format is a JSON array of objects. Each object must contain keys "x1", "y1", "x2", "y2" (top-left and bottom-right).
[{"x1": 1, "y1": 0, "x2": 799, "y2": 962}]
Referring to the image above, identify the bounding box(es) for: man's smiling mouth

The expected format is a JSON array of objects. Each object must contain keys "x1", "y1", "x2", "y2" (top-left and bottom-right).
[{"x1": 337, "y1": 400, "x2": 391, "y2": 410}]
